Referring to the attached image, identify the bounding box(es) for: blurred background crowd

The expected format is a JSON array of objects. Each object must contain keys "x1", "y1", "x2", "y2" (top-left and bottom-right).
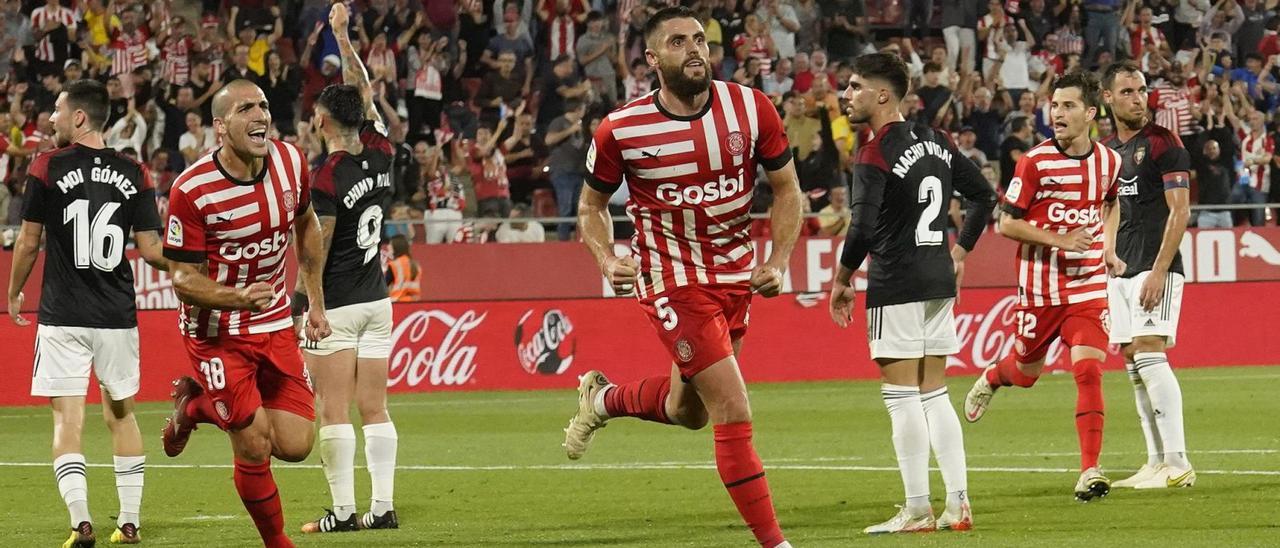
[{"x1": 0, "y1": 0, "x2": 1277, "y2": 245}]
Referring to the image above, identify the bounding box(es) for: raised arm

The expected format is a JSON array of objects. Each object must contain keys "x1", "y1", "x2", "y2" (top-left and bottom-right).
[{"x1": 330, "y1": 3, "x2": 384, "y2": 126}]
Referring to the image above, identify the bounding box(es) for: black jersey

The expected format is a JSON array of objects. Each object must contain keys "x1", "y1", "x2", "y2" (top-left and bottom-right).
[
  {"x1": 312, "y1": 121, "x2": 395, "y2": 309},
  {"x1": 1103, "y1": 123, "x2": 1191, "y2": 278},
  {"x1": 840, "y1": 121, "x2": 997, "y2": 308},
  {"x1": 20, "y1": 144, "x2": 161, "y2": 328}
]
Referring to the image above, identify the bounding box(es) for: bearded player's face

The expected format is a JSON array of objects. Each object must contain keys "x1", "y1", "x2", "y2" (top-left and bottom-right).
[
  {"x1": 50, "y1": 93, "x2": 77, "y2": 148},
  {"x1": 647, "y1": 17, "x2": 711, "y2": 99},
  {"x1": 216, "y1": 86, "x2": 273, "y2": 158}
]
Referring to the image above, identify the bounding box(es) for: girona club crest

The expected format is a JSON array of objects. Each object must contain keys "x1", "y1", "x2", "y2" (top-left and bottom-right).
[
  {"x1": 725, "y1": 131, "x2": 746, "y2": 155},
  {"x1": 281, "y1": 190, "x2": 296, "y2": 212}
]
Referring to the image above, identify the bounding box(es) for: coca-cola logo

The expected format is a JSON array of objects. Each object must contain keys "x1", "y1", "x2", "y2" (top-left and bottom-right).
[
  {"x1": 514, "y1": 309, "x2": 576, "y2": 375},
  {"x1": 389, "y1": 310, "x2": 486, "y2": 387},
  {"x1": 951, "y1": 295, "x2": 1067, "y2": 370}
]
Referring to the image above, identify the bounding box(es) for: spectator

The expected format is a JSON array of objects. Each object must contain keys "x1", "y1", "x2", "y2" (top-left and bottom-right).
[
  {"x1": 105, "y1": 97, "x2": 147, "y2": 153},
  {"x1": 470, "y1": 109, "x2": 517, "y2": 219},
  {"x1": 794, "y1": 50, "x2": 836, "y2": 94},
  {"x1": 386, "y1": 234, "x2": 422, "y2": 302},
  {"x1": 1083, "y1": 0, "x2": 1124, "y2": 63},
  {"x1": 825, "y1": 0, "x2": 867, "y2": 60},
  {"x1": 956, "y1": 127, "x2": 989, "y2": 166},
  {"x1": 545, "y1": 100, "x2": 589, "y2": 241},
  {"x1": 792, "y1": 0, "x2": 822, "y2": 55},
  {"x1": 476, "y1": 51, "x2": 528, "y2": 114},
  {"x1": 227, "y1": 4, "x2": 282, "y2": 78},
  {"x1": 1236, "y1": 109, "x2": 1274, "y2": 226},
  {"x1": 538, "y1": 0, "x2": 590, "y2": 64},
  {"x1": 1151, "y1": 61, "x2": 1197, "y2": 140},
  {"x1": 149, "y1": 149, "x2": 178, "y2": 196},
  {"x1": 423, "y1": 142, "x2": 467, "y2": 244},
  {"x1": 538, "y1": 54, "x2": 592, "y2": 132},
  {"x1": 458, "y1": 0, "x2": 490, "y2": 80},
  {"x1": 817, "y1": 185, "x2": 850, "y2": 237},
  {"x1": 784, "y1": 92, "x2": 821, "y2": 162},
  {"x1": 496, "y1": 202, "x2": 547, "y2": 243},
  {"x1": 995, "y1": 22, "x2": 1036, "y2": 104},
  {"x1": 30, "y1": 0, "x2": 78, "y2": 75},
  {"x1": 154, "y1": 84, "x2": 195, "y2": 151},
  {"x1": 576, "y1": 11, "x2": 618, "y2": 106},
  {"x1": 385, "y1": 202, "x2": 418, "y2": 242},
  {"x1": 503, "y1": 112, "x2": 540, "y2": 205},
  {"x1": 5, "y1": 174, "x2": 26, "y2": 225},
  {"x1": 1000, "y1": 117, "x2": 1033, "y2": 193},
  {"x1": 23, "y1": 111, "x2": 56, "y2": 155},
  {"x1": 223, "y1": 44, "x2": 258, "y2": 84},
  {"x1": 733, "y1": 13, "x2": 776, "y2": 77},
  {"x1": 300, "y1": 50, "x2": 343, "y2": 117},
  {"x1": 1200, "y1": 0, "x2": 1245, "y2": 53},
  {"x1": 756, "y1": 0, "x2": 799, "y2": 59},
  {"x1": 796, "y1": 105, "x2": 841, "y2": 212},
  {"x1": 763, "y1": 57, "x2": 794, "y2": 99},
  {"x1": 623, "y1": 58, "x2": 653, "y2": 104},
  {"x1": 964, "y1": 86, "x2": 1003, "y2": 160},
  {"x1": 262, "y1": 51, "x2": 302, "y2": 134},
  {"x1": 734, "y1": 56, "x2": 766, "y2": 88},
  {"x1": 161, "y1": 15, "x2": 195, "y2": 87},
  {"x1": 918, "y1": 62, "x2": 953, "y2": 128},
  {"x1": 178, "y1": 110, "x2": 214, "y2": 165},
  {"x1": 482, "y1": 5, "x2": 536, "y2": 98},
  {"x1": 1195, "y1": 139, "x2": 1234, "y2": 228},
  {"x1": 186, "y1": 57, "x2": 221, "y2": 124}
]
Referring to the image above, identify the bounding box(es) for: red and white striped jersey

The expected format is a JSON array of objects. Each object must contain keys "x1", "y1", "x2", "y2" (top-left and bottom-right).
[
  {"x1": 110, "y1": 27, "x2": 151, "y2": 76},
  {"x1": 162, "y1": 141, "x2": 312, "y2": 338},
  {"x1": 546, "y1": 15, "x2": 577, "y2": 61},
  {"x1": 162, "y1": 36, "x2": 193, "y2": 85},
  {"x1": 1238, "y1": 128, "x2": 1275, "y2": 193},
  {"x1": 1150, "y1": 83, "x2": 1193, "y2": 137},
  {"x1": 1002, "y1": 139, "x2": 1122, "y2": 307},
  {"x1": 30, "y1": 6, "x2": 77, "y2": 63},
  {"x1": 586, "y1": 82, "x2": 791, "y2": 298}
]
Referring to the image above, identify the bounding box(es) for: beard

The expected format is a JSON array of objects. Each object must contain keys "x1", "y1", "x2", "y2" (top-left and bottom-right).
[{"x1": 659, "y1": 59, "x2": 711, "y2": 99}]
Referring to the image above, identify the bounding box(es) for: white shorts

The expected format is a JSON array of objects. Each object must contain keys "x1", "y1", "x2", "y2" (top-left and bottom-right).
[
  {"x1": 867, "y1": 298, "x2": 961, "y2": 360},
  {"x1": 302, "y1": 299, "x2": 394, "y2": 359},
  {"x1": 31, "y1": 324, "x2": 140, "y2": 399},
  {"x1": 1108, "y1": 271, "x2": 1184, "y2": 347}
]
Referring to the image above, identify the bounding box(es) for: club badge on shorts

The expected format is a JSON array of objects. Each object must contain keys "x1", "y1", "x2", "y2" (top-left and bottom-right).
[
  {"x1": 675, "y1": 339, "x2": 694, "y2": 362},
  {"x1": 214, "y1": 400, "x2": 230, "y2": 422},
  {"x1": 725, "y1": 131, "x2": 746, "y2": 156}
]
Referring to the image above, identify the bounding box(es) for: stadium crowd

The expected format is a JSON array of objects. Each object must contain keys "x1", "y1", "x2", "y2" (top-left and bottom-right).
[{"x1": 0, "y1": 0, "x2": 1278, "y2": 245}]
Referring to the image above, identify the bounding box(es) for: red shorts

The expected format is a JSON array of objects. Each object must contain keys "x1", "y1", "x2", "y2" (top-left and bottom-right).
[
  {"x1": 1013, "y1": 301, "x2": 1110, "y2": 363},
  {"x1": 182, "y1": 329, "x2": 315, "y2": 430},
  {"x1": 639, "y1": 284, "x2": 752, "y2": 379}
]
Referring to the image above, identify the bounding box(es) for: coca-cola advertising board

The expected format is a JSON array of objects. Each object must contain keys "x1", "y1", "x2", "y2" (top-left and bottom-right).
[
  {"x1": 4, "y1": 228, "x2": 1280, "y2": 309},
  {"x1": 1, "y1": 282, "x2": 1276, "y2": 407}
]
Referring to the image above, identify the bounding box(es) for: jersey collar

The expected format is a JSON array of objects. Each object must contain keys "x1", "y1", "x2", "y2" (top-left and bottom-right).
[
  {"x1": 653, "y1": 87, "x2": 715, "y2": 122},
  {"x1": 1053, "y1": 138, "x2": 1095, "y2": 161},
  {"x1": 212, "y1": 147, "x2": 270, "y2": 186}
]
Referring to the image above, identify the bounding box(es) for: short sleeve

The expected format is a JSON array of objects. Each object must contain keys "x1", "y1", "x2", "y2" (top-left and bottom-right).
[
  {"x1": 162, "y1": 182, "x2": 207, "y2": 263},
  {"x1": 1001, "y1": 153, "x2": 1041, "y2": 216},
  {"x1": 132, "y1": 165, "x2": 162, "y2": 232},
  {"x1": 585, "y1": 116, "x2": 624, "y2": 193},
  {"x1": 753, "y1": 88, "x2": 792, "y2": 171},
  {"x1": 360, "y1": 120, "x2": 394, "y2": 156},
  {"x1": 296, "y1": 152, "x2": 312, "y2": 214},
  {"x1": 1154, "y1": 134, "x2": 1192, "y2": 190},
  {"x1": 20, "y1": 175, "x2": 49, "y2": 223},
  {"x1": 311, "y1": 157, "x2": 340, "y2": 217}
]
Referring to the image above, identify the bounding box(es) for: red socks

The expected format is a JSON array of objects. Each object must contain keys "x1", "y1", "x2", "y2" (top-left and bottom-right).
[
  {"x1": 234, "y1": 459, "x2": 293, "y2": 548},
  {"x1": 185, "y1": 394, "x2": 219, "y2": 425},
  {"x1": 714, "y1": 422, "x2": 784, "y2": 548},
  {"x1": 986, "y1": 354, "x2": 1039, "y2": 388},
  {"x1": 1072, "y1": 359, "x2": 1105, "y2": 471},
  {"x1": 602, "y1": 376, "x2": 673, "y2": 424}
]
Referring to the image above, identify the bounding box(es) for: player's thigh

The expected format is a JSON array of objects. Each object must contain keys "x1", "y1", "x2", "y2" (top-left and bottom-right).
[
  {"x1": 919, "y1": 355, "x2": 949, "y2": 393},
  {"x1": 1106, "y1": 276, "x2": 1135, "y2": 346},
  {"x1": 355, "y1": 357, "x2": 391, "y2": 420},
  {"x1": 265, "y1": 406, "x2": 316, "y2": 462},
  {"x1": 184, "y1": 336, "x2": 263, "y2": 430},
  {"x1": 687, "y1": 354, "x2": 751, "y2": 423},
  {"x1": 31, "y1": 324, "x2": 94, "y2": 398},
  {"x1": 99, "y1": 387, "x2": 135, "y2": 422},
  {"x1": 1062, "y1": 303, "x2": 1111, "y2": 360},
  {"x1": 256, "y1": 329, "x2": 317, "y2": 423},
  {"x1": 305, "y1": 349, "x2": 357, "y2": 423},
  {"x1": 89, "y1": 327, "x2": 141, "y2": 401},
  {"x1": 1126, "y1": 272, "x2": 1184, "y2": 349},
  {"x1": 878, "y1": 357, "x2": 924, "y2": 386},
  {"x1": 867, "y1": 300, "x2": 931, "y2": 361},
  {"x1": 639, "y1": 285, "x2": 737, "y2": 381}
]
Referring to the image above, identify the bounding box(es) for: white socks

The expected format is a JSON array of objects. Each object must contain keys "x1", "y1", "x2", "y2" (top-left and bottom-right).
[
  {"x1": 319, "y1": 424, "x2": 358, "y2": 520},
  {"x1": 921, "y1": 387, "x2": 968, "y2": 511},
  {"x1": 364, "y1": 421, "x2": 398, "y2": 516},
  {"x1": 881, "y1": 384, "x2": 931, "y2": 514},
  {"x1": 54, "y1": 453, "x2": 90, "y2": 527},
  {"x1": 1134, "y1": 352, "x2": 1191, "y2": 469},
  {"x1": 113, "y1": 455, "x2": 145, "y2": 527},
  {"x1": 1126, "y1": 360, "x2": 1164, "y2": 467},
  {"x1": 593, "y1": 385, "x2": 613, "y2": 418}
]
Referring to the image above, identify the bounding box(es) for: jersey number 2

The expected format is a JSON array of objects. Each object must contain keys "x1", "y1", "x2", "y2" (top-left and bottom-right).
[
  {"x1": 915, "y1": 176, "x2": 945, "y2": 247},
  {"x1": 63, "y1": 199, "x2": 124, "y2": 271}
]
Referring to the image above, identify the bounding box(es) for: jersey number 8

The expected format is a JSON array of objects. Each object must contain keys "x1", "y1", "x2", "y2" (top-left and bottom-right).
[{"x1": 63, "y1": 199, "x2": 125, "y2": 271}]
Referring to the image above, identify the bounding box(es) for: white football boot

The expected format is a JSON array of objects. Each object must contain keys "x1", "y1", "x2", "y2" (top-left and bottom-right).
[
  {"x1": 1074, "y1": 467, "x2": 1111, "y2": 502},
  {"x1": 963, "y1": 366, "x2": 997, "y2": 423},
  {"x1": 1134, "y1": 464, "x2": 1197, "y2": 489},
  {"x1": 563, "y1": 370, "x2": 611, "y2": 460},
  {"x1": 1112, "y1": 463, "x2": 1162, "y2": 488},
  {"x1": 937, "y1": 501, "x2": 973, "y2": 531},
  {"x1": 863, "y1": 506, "x2": 937, "y2": 535}
]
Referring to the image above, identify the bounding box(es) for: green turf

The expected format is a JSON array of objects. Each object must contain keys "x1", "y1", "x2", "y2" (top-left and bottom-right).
[{"x1": 2, "y1": 366, "x2": 1279, "y2": 547}]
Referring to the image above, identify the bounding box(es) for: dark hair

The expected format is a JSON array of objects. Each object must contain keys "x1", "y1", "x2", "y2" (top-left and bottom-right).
[
  {"x1": 1010, "y1": 116, "x2": 1029, "y2": 134},
  {"x1": 643, "y1": 6, "x2": 700, "y2": 45},
  {"x1": 586, "y1": 10, "x2": 604, "y2": 23},
  {"x1": 390, "y1": 234, "x2": 411, "y2": 256},
  {"x1": 1052, "y1": 71, "x2": 1101, "y2": 110},
  {"x1": 850, "y1": 52, "x2": 910, "y2": 100},
  {"x1": 63, "y1": 79, "x2": 109, "y2": 131},
  {"x1": 565, "y1": 98, "x2": 586, "y2": 113},
  {"x1": 1100, "y1": 60, "x2": 1142, "y2": 90},
  {"x1": 923, "y1": 61, "x2": 942, "y2": 74},
  {"x1": 1245, "y1": 52, "x2": 1265, "y2": 64},
  {"x1": 185, "y1": 108, "x2": 202, "y2": 120},
  {"x1": 315, "y1": 84, "x2": 366, "y2": 131}
]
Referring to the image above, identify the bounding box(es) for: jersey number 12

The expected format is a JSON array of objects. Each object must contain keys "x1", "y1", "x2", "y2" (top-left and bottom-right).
[
  {"x1": 63, "y1": 199, "x2": 125, "y2": 271},
  {"x1": 915, "y1": 176, "x2": 945, "y2": 247}
]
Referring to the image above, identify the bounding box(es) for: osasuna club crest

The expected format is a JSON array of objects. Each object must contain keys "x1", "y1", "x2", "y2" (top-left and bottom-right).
[
  {"x1": 514, "y1": 309, "x2": 576, "y2": 375},
  {"x1": 725, "y1": 131, "x2": 746, "y2": 155},
  {"x1": 1133, "y1": 146, "x2": 1145, "y2": 165}
]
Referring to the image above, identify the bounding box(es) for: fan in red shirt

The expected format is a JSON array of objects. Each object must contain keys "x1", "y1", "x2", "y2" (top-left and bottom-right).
[{"x1": 159, "y1": 79, "x2": 332, "y2": 548}]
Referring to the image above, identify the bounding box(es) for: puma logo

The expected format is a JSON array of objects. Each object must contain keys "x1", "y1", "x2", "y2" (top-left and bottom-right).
[{"x1": 1240, "y1": 231, "x2": 1280, "y2": 266}]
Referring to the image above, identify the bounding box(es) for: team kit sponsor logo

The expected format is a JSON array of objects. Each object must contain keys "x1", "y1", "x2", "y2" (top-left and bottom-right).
[
  {"x1": 656, "y1": 168, "x2": 747, "y2": 206},
  {"x1": 1046, "y1": 202, "x2": 1101, "y2": 225},
  {"x1": 219, "y1": 232, "x2": 289, "y2": 261}
]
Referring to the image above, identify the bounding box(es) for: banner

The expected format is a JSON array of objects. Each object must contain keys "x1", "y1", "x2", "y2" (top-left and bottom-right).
[
  {"x1": 5, "y1": 228, "x2": 1280, "y2": 310},
  {"x1": 2, "y1": 282, "x2": 1276, "y2": 407}
]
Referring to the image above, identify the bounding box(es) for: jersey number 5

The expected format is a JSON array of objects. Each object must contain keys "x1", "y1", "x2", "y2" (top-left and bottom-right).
[
  {"x1": 654, "y1": 297, "x2": 679, "y2": 331},
  {"x1": 915, "y1": 176, "x2": 945, "y2": 247},
  {"x1": 63, "y1": 199, "x2": 125, "y2": 271}
]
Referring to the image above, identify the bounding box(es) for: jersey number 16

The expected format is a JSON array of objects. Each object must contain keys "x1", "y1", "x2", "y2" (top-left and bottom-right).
[{"x1": 63, "y1": 199, "x2": 125, "y2": 271}]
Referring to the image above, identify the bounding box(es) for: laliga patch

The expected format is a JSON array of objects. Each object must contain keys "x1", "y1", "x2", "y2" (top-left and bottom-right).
[
  {"x1": 166, "y1": 216, "x2": 183, "y2": 246},
  {"x1": 675, "y1": 339, "x2": 694, "y2": 363},
  {"x1": 585, "y1": 141, "x2": 597, "y2": 172},
  {"x1": 725, "y1": 131, "x2": 746, "y2": 155},
  {"x1": 1006, "y1": 177, "x2": 1023, "y2": 203}
]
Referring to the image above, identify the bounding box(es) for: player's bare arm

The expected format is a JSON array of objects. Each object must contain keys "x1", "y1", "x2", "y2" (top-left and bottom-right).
[
  {"x1": 330, "y1": 3, "x2": 384, "y2": 127},
  {"x1": 1102, "y1": 197, "x2": 1126, "y2": 276},
  {"x1": 754, "y1": 160, "x2": 802, "y2": 298},
  {"x1": 578, "y1": 184, "x2": 638, "y2": 295},
  {"x1": 133, "y1": 230, "x2": 169, "y2": 272},
  {"x1": 294, "y1": 204, "x2": 332, "y2": 342},
  {"x1": 1139, "y1": 186, "x2": 1190, "y2": 310},
  {"x1": 6, "y1": 220, "x2": 43, "y2": 326},
  {"x1": 998, "y1": 212, "x2": 1092, "y2": 252},
  {"x1": 171, "y1": 260, "x2": 274, "y2": 311},
  {"x1": 291, "y1": 215, "x2": 337, "y2": 335}
]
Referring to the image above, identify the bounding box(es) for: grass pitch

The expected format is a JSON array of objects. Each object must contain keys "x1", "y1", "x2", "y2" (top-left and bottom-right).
[{"x1": 1, "y1": 366, "x2": 1278, "y2": 547}]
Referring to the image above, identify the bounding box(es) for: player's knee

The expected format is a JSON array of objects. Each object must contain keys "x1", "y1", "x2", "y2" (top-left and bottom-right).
[
  {"x1": 1128, "y1": 336, "x2": 1165, "y2": 355},
  {"x1": 273, "y1": 442, "x2": 312, "y2": 463},
  {"x1": 709, "y1": 397, "x2": 752, "y2": 425},
  {"x1": 356, "y1": 399, "x2": 389, "y2": 424},
  {"x1": 234, "y1": 433, "x2": 273, "y2": 463},
  {"x1": 1072, "y1": 359, "x2": 1103, "y2": 386},
  {"x1": 671, "y1": 407, "x2": 709, "y2": 430}
]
